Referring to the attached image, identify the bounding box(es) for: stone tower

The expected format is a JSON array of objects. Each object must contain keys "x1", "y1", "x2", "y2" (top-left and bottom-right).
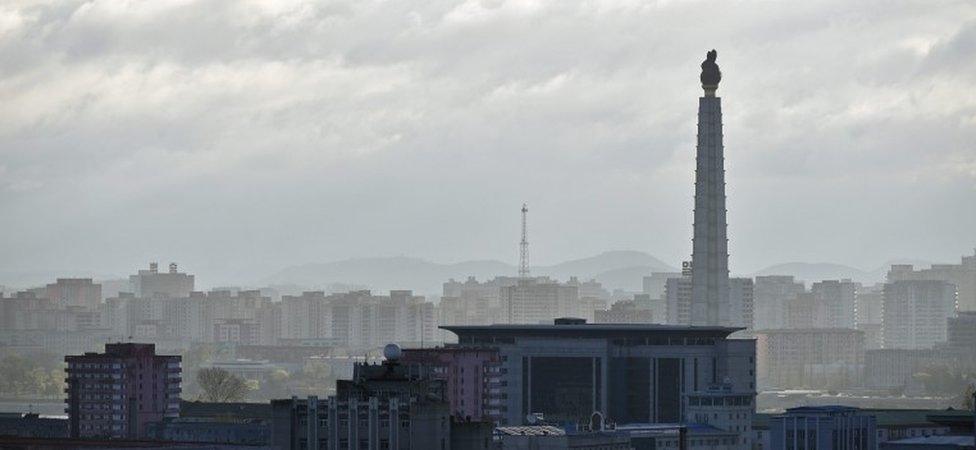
[{"x1": 690, "y1": 49, "x2": 730, "y2": 326}]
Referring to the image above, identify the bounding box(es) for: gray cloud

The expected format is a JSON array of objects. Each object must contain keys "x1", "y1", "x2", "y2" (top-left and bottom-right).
[{"x1": 0, "y1": 0, "x2": 974, "y2": 286}]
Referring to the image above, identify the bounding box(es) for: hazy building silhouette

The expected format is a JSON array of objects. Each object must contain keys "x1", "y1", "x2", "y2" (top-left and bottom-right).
[
  {"x1": 753, "y1": 276, "x2": 805, "y2": 331},
  {"x1": 811, "y1": 279, "x2": 858, "y2": 329},
  {"x1": 665, "y1": 261, "x2": 694, "y2": 325},
  {"x1": 887, "y1": 250, "x2": 976, "y2": 311},
  {"x1": 129, "y1": 262, "x2": 194, "y2": 299},
  {"x1": 45, "y1": 278, "x2": 101, "y2": 308},
  {"x1": 503, "y1": 277, "x2": 580, "y2": 324},
  {"x1": 855, "y1": 284, "x2": 885, "y2": 349},
  {"x1": 642, "y1": 272, "x2": 680, "y2": 317},
  {"x1": 756, "y1": 328, "x2": 865, "y2": 390},
  {"x1": 729, "y1": 277, "x2": 755, "y2": 330},
  {"x1": 594, "y1": 300, "x2": 653, "y2": 324},
  {"x1": 882, "y1": 280, "x2": 957, "y2": 349}
]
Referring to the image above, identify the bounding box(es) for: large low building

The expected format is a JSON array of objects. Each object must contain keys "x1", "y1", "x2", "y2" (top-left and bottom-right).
[
  {"x1": 769, "y1": 406, "x2": 877, "y2": 450},
  {"x1": 755, "y1": 328, "x2": 865, "y2": 390},
  {"x1": 441, "y1": 317, "x2": 756, "y2": 450}
]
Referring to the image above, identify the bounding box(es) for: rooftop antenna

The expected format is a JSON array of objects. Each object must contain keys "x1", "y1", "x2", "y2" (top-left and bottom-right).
[{"x1": 519, "y1": 203, "x2": 530, "y2": 279}]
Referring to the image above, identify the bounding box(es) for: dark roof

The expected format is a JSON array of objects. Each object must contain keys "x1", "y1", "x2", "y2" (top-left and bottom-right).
[
  {"x1": 755, "y1": 409, "x2": 974, "y2": 429},
  {"x1": 179, "y1": 401, "x2": 272, "y2": 420},
  {"x1": 441, "y1": 323, "x2": 743, "y2": 339}
]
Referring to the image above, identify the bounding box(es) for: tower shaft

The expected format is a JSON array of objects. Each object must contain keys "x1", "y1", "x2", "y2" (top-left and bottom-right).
[
  {"x1": 519, "y1": 204, "x2": 530, "y2": 279},
  {"x1": 690, "y1": 94, "x2": 730, "y2": 326}
]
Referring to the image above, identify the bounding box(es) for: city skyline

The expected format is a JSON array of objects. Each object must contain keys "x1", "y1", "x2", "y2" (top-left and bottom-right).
[{"x1": 1, "y1": 1, "x2": 975, "y2": 285}]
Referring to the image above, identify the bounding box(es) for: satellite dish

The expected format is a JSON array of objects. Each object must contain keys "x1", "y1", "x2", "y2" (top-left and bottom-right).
[
  {"x1": 383, "y1": 343, "x2": 402, "y2": 361},
  {"x1": 526, "y1": 414, "x2": 539, "y2": 425}
]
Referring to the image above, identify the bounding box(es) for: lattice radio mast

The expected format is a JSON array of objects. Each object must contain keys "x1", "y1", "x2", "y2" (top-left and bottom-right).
[{"x1": 519, "y1": 203, "x2": 530, "y2": 279}]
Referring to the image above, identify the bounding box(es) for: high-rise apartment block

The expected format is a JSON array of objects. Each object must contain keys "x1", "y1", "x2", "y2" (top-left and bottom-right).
[
  {"x1": 882, "y1": 280, "x2": 957, "y2": 349},
  {"x1": 64, "y1": 343, "x2": 181, "y2": 439},
  {"x1": 811, "y1": 279, "x2": 858, "y2": 329},
  {"x1": 665, "y1": 262, "x2": 694, "y2": 325},
  {"x1": 642, "y1": 272, "x2": 680, "y2": 317},
  {"x1": 755, "y1": 328, "x2": 865, "y2": 390},
  {"x1": 887, "y1": 250, "x2": 976, "y2": 311},
  {"x1": 280, "y1": 290, "x2": 436, "y2": 350},
  {"x1": 503, "y1": 278, "x2": 580, "y2": 324},
  {"x1": 129, "y1": 262, "x2": 194, "y2": 298},
  {"x1": 46, "y1": 278, "x2": 102, "y2": 308},
  {"x1": 753, "y1": 276, "x2": 805, "y2": 331}
]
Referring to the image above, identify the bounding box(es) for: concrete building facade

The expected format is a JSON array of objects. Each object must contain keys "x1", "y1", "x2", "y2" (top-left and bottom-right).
[
  {"x1": 64, "y1": 343, "x2": 181, "y2": 439},
  {"x1": 442, "y1": 318, "x2": 756, "y2": 447}
]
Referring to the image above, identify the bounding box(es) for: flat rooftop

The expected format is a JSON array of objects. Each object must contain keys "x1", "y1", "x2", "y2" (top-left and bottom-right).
[{"x1": 441, "y1": 322, "x2": 744, "y2": 339}]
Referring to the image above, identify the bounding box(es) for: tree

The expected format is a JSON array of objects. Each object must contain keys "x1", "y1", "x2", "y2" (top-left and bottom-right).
[
  {"x1": 196, "y1": 368, "x2": 250, "y2": 402},
  {"x1": 962, "y1": 384, "x2": 975, "y2": 411}
]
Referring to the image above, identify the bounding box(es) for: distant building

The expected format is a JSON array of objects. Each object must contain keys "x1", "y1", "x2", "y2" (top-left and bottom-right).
[
  {"x1": 129, "y1": 262, "x2": 194, "y2": 298},
  {"x1": 65, "y1": 343, "x2": 181, "y2": 438},
  {"x1": 594, "y1": 300, "x2": 653, "y2": 324},
  {"x1": 770, "y1": 406, "x2": 876, "y2": 450},
  {"x1": 753, "y1": 276, "x2": 805, "y2": 331},
  {"x1": 46, "y1": 278, "x2": 102, "y2": 308},
  {"x1": 503, "y1": 278, "x2": 580, "y2": 324},
  {"x1": 812, "y1": 280, "x2": 858, "y2": 329},
  {"x1": 882, "y1": 280, "x2": 957, "y2": 349},
  {"x1": 855, "y1": 284, "x2": 885, "y2": 350},
  {"x1": 729, "y1": 278, "x2": 755, "y2": 330},
  {"x1": 756, "y1": 329, "x2": 864, "y2": 390},
  {"x1": 946, "y1": 311, "x2": 976, "y2": 352},
  {"x1": 887, "y1": 250, "x2": 976, "y2": 311},
  {"x1": 280, "y1": 290, "x2": 436, "y2": 350},
  {"x1": 666, "y1": 262, "x2": 695, "y2": 325},
  {"x1": 643, "y1": 272, "x2": 681, "y2": 315},
  {"x1": 441, "y1": 276, "x2": 517, "y2": 327},
  {"x1": 786, "y1": 293, "x2": 827, "y2": 329}
]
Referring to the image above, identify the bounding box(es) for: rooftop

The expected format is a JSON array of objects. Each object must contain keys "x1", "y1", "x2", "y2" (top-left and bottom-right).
[
  {"x1": 442, "y1": 322, "x2": 743, "y2": 339},
  {"x1": 495, "y1": 425, "x2": 566, "y2": 436},
  {"x1": 886, "y1": 436, "x2": 974, "y2": 447}
]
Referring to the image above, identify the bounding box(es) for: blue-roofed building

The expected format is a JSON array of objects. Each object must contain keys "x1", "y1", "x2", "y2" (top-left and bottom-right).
[
  {"x1": 880, "y1": 436, "x2": 974, "y2": 450},
  {"x1": 770, "y1": 406, "x2": 877, "y2": 450}
]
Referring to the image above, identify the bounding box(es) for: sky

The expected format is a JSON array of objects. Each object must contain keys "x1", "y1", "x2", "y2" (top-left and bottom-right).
[{"x1": 1, "y1": 0, "x2": 974, "y2": 286}]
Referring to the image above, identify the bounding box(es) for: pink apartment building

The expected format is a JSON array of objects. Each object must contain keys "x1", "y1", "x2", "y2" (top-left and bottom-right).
[{"x1": 65, "y1": 343, "x2": 181, "y2": 438}]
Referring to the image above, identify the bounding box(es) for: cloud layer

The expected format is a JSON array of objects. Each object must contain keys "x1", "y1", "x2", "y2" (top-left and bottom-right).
[{"x1": 1, "y1": 0, "x2": 974, "y2": 285}]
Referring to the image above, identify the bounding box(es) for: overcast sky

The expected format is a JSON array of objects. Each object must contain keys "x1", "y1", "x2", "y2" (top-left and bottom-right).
[{"x1": 1, "y1": 0, "x2": 974, "y2": 285}]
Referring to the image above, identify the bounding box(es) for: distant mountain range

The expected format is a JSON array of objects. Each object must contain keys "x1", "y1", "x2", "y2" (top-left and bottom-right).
[
  {"x1": 0, "y1": 252, "x2": 943, "y2": 297},
  {"x1": 266, "y1": 250, "x2": 677, "y2": 295},
  {"x1": 268, "y1": 252, "x2": 942, "y2": 296}
]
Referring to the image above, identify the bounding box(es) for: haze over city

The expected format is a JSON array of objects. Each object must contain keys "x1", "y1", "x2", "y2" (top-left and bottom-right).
[
  {"x1": 1, "y1": 1, "x2": 974, "y2": 288},
  {"x1": 1, "y1": 1, "x2": 975, "y2": 449}
]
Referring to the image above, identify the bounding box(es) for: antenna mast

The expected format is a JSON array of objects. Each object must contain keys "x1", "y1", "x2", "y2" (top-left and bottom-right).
[{"x1": 519, "y1": 203, "x2": 530, "y2": 279}]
